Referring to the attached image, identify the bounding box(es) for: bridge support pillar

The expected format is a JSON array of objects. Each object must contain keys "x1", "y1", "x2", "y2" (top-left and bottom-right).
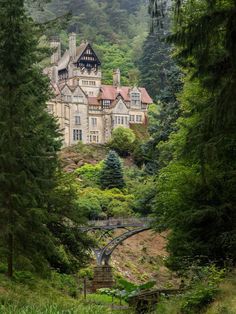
[{"x1": 92, "y1": 266, "x2": 115, "y2": 292}]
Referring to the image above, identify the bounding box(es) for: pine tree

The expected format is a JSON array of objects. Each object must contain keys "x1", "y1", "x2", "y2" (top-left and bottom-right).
[
  {"x1": 0, "y1": 0, "x2": 61, "y2": 276},
  {"x1": 149, "y1": 0, "x2": 236, "y2": 268},
  {"x1": 100, "y1": 151, "x2": 125, "y2": 190},
  {"x1": 139, "y1": 1, "x2": 182, "y2": 174}
]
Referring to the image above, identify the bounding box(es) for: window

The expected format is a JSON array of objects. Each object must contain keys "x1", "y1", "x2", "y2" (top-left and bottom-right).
[
  {"x1": 136, "y1": 115, "x2": 142, "y2": 123},
  {"x1": 131, "y1": 92, "x2": 141, "y2": 106},
  {"x1": 91, "y1": 117, "x2": 97, "y2": 127},
  {"x1": 64, "y1": 106, "x2": 69, "y2": 120},
  {"x1": 74, "y1": 96, "x2": 83, "y2": 103},
  {"x1": 103, "y1": 100, "x2": 111, "y2": 109},
  {"x1": 66, "y1": 95, "x2": 72, "y2": 102},
  {"x1": 130, "y1": 115, "x2": 135, "y2": 122},
  {"x1": 114, "y1": 115, "x2": 128, "y2": 125},
  {"x1": 89, "y1": 131, "x2": 99, "y2": 143},
  {"x1": 89, "y1": 91, "x2": 94, "y2": 96},
  {"x1": 82, "y1": 80, "x2": 89, "y2": 85},
  {"x1": 75, "y1": 116, "x2": 81, "y2": 125},
  {"x1": 73, "y1": 129, "x2": 82, "y2": 141},
  {"x1": 89, "y1": 81, "x2": 96, "y2": 86}
]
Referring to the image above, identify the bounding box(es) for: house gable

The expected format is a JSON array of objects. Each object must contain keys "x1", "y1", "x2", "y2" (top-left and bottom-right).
[
  {"x1": 112, "y1": 98, "x2": 129, "y2": 115},
  {"x1": 76, "y1": 44, "x2": 101, "y2": 72},
  {"x1": 61, "y1": 85, "x2": 72, "y2": 96}
]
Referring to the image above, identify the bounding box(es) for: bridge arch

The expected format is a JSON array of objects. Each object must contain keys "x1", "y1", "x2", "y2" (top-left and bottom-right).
[{"x1": 79, "y1": 217, "x2": 153, "y2": 266}]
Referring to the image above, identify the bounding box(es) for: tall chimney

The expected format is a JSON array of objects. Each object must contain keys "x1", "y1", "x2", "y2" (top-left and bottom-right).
[
  {"x1": 50, "y1": 37, "x2": 61, "y2": 64},
  {"x1": 113, "y1": 68, "x2": 121, "y2": 87},
  {"x1": 69, "y1": 33, "x2": 77, "y2": 58},
  {"x1": 51, "y1": 66, "x2": 58, "y2": 84}
]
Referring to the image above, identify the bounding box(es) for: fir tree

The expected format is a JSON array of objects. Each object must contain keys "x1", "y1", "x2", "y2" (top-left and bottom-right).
[
  {"x1": 0, "y1": 0, "x2": 61, "y2": 276},
  {"x1": 139, "y1": 1, "x2": 182, "y2": 174},
  {"x1": 100, "y1": 151, "x2": 125, "y2": 190},
  {"x1": 149, "y1": 0, "x2": 236, "y2": 268}
]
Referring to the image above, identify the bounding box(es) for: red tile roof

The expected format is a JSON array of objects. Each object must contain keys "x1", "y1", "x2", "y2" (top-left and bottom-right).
[
  {"x1": 100, "y1": 85, "x2": 152, "y2": 104},
  {"x1": 88, "y1": 97, "x2": 100, "y2": 105}
]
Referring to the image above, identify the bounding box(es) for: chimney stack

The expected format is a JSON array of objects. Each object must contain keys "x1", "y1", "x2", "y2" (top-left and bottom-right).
[
  {"x1": 69, "y1": 33, "x2": 77, "y2": 58},
  {"x1": 50, "y1": 37, "x2": 61, "y2": 64},
  {"x1": 51, "y1": 66, "x2": 58, "y2": 84},
  {"x1": 113, "y1": 68, "x2": 121, "y2": 87}
]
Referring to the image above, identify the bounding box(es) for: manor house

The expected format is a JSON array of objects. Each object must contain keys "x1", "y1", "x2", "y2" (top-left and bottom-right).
[{"x1": 45, "y1": 33, "x2": 152, "y2": 146}]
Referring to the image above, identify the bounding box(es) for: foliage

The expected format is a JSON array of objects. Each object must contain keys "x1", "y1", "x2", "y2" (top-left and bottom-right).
[
  {"x1": 0, "y1": 274, "x2": 121, "y2": 314},
  {"x1": 150, "y1": 0, "x2": 236, "y2": 268},
  {"x1": 139, "y1": 2, "x2": 182, "y2": 174},
  {"x1": 94, "y1": 43, "x2": 135, "y2": 85},
  {"x1": 75, "y1": 162, "x2": 103, "y2": 187},
  {"x1": 77, "y1": 187, "x2": 134, "y2": 219},
  {"x1": 99, "y1": 278, "x2": 155, "y2": 301},
  {"x1": 29, "y1": 0, "x2": 149, "y2": 86},
  {"x1": 0, "y1": 0, "x2": 61, "y2": 277},
  {"x1": 180, "y1": 265, "x2": 225, "y2": 313},
  {"x1": 46, "y1": 172, "x2": 93, "y2": 274},
  {"x1": 100, "y1": 151, "x2": 125, "y2": 190},
  {"x1": 109, "y1": 127, "x2": 136, "y2": 157},
  {"x1": 156, "y1": 265, "x2": 226, "y2": 314}
]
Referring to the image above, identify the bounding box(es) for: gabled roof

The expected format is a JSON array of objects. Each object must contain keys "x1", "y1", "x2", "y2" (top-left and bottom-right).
[
  {"x1": 75, "y1": 42, "x2": 89, "y2": 61},
  {"x1": 60, "y1": 83, "x2": 87, "y2": 97},
  {"x1": 75, "y1": 42, "x2": 101, "y2": 65},
  {"x1": 88, "y1": 97, "x2": 99, "y2": 106},
  {"x1": 50, "y1": 82, "x2": 61, "y2": 96},
  {"x1": 57, "y1": 50, "x2": 70, "y2": 71},
  {"x1": 99, "y1": 85, "x2": 153, "y2": 104},
  {"x1": 57, "y1": 42, "x2": 101, "y2": 72}
]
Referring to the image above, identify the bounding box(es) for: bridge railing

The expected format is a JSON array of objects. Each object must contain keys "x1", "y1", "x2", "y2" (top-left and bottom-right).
[{"x1": 86, "y1": 217, "x2": 154, "y2": 228}]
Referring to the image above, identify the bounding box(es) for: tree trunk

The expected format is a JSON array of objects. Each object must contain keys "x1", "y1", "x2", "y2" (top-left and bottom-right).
[{"x1": 7, "y1": 232, "x2": 13, "y2": 278}]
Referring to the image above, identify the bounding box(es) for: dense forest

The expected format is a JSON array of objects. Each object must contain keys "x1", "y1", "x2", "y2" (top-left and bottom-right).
[
  {"x1": 0, "y1": 0, "x2": 235, "y2": 313},
  {"x1": 30, "y1": 0, "x2": 150, "y2": 85}
]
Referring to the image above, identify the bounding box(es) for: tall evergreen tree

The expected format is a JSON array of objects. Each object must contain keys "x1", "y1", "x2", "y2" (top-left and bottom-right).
[
  {"x1": 139, "y1": 1, "x2": 182, "y2": 174},
  {"x1": 149, "y1": 0, "x2": 236, "y2": 268},
  {"x1": 0, "y1": 0, "x2": 61, "y2": 276},
  {"x1": 100, "y1": 151, "x2": 125, "y2": 190}
]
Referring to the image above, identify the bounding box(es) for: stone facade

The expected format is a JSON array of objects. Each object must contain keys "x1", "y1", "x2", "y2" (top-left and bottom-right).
[{"x1": 45, "y1": 33, "x2": 152, "y2": 147}]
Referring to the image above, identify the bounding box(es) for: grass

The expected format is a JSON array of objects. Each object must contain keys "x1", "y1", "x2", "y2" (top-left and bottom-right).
[
  {"x1": 0, "y1": 273, "x2": 128, "y2": 314},
  {"x1": 86, "y1": 294, "x2": 126, "y2": 306},
  {"x1": 205, "y1": 269, "x2": 236, "y2": 314},
  {"x1": 154, "y1": 269, "x2": 236, "y2": 314}
]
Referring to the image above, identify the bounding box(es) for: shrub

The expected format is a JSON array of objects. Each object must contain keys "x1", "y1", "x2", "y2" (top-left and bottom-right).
[
  {"x1": 75, "y1": 162, "x2": 103, "y2": 187},
  {"x1": 109, "y1": 127, "x2": 136, "y2": 156},
  {"x1": 180, "y1": 265, "x2": 225, "y2": 313}
]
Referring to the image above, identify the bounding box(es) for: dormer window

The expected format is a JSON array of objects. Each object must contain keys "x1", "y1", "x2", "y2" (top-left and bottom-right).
[
  {"x1": 103, "y1": 100, "x2": 111, "y2": 109},
  {"x1": 131, "y1": 92, "x2": 141, "y2": 106}
]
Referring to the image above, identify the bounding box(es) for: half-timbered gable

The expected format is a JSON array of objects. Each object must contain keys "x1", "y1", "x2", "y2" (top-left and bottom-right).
[{"x1": 76, "y1": 43, "x2": 101, "y2": 72}]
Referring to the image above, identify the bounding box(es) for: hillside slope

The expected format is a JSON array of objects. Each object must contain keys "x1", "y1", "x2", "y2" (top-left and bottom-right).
[
  {"x1": 30, "y1": 0, "x2": 150, "y2": 85},
  {"x1": 60, "y1": 144, "x2": 178, "y2": 287},
  {"x1": 111, "y1": 230, "x2": 180, "y2": 287}
]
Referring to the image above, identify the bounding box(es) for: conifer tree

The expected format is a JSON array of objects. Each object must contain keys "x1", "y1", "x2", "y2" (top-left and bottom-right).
[
  {"x1": 100, "y1": 151, "x2": 125, "y2": 190},
  {"x1": 0, "y1": 0, "x2": 61, "y2": 277},
  {"x1": 149, "y1": 0, "x2": 236, "y2": 268},
  {"x1": 139, "y1": 1, "x2": 182, "y2": 174}
]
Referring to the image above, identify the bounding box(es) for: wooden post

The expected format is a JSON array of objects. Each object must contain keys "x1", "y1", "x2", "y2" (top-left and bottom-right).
[{"x1": 83, "y1": 277, "x2": 87, "y2": 299}]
